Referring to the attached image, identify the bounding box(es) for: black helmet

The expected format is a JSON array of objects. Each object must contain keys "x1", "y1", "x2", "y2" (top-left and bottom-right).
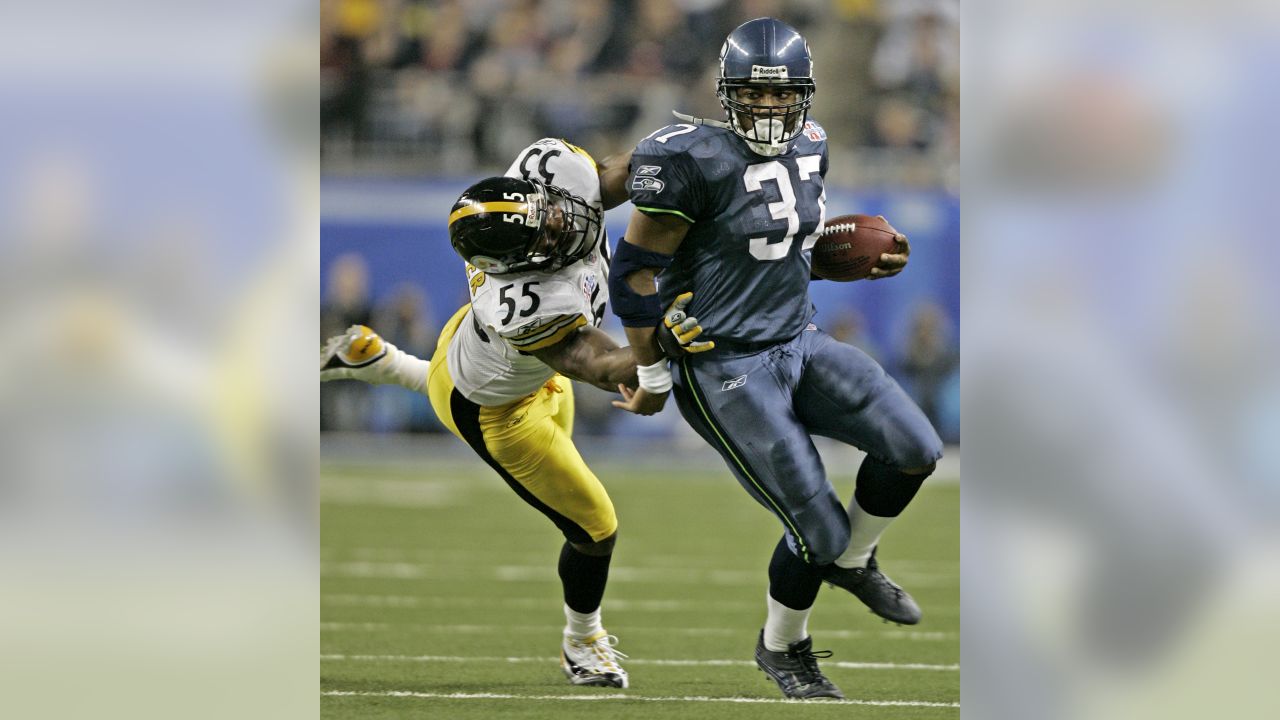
[
  {"x1": 447, "y1": 176, "x2": 602, "y2": 275},
  {"x1": 716, "y1": 17, "x2": 816, "y2": 155}
]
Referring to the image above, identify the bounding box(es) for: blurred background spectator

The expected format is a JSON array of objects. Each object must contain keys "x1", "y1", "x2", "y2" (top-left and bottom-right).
[
  {"x1": 321, "y1": 0, "x2": 960, "y2": 441},
  {"x1": 898, "y1": 301, "x2": 958, "y2": 440},
  {"x1": 368, "y1": 283, "x2": 441, "y2": 433},
  {"x1": 320, "y1": 0, "x2": 959, "y2": 186},
  {"x1": 320, "y1": 253, "x2": 373, "y2": 431}
]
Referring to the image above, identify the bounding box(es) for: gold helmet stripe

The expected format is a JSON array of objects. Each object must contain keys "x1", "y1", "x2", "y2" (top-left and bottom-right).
[{"x1": 448, "y1": 201, "x2": 529, "y2": 227}]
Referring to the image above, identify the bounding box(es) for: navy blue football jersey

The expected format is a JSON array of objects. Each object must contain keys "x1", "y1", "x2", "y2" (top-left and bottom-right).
[{"x1": 627, "y1": 121, "x2": 828, "y2": 345}]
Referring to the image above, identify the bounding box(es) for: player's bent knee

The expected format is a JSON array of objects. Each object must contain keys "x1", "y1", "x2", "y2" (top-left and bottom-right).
[
  {"x1": 807, "y1": 538, "x2": 847, "y2": 567},
  {"x1": 792, "y1": 498, "x2": 850, "y2": 567},
  {"x1": 571, "y1": 531, "x2": 616, "y2": 557},
  {"x1": 900, "y1": 461, "x2": 937, "y2": 476},
  {"x1": 889, "y1": 428, "x2": 944, "y2": 472}
]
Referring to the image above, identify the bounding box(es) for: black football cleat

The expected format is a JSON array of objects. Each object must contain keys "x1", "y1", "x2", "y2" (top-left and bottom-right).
[
  {"x1": 754, "y1": 631, "x2": 844, "y2": 700},
  {"x1": 823, "y1": 547, "x2": 922, "y2": 625}
]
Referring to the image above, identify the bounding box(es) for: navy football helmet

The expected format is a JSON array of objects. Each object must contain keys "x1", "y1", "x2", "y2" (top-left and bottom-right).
[
  {"x1": 447, "y1": 176, "x2": 602, "y2": 275},
  {"x1": 716, "y1": 17, "x2": 816, "y2": 156}
]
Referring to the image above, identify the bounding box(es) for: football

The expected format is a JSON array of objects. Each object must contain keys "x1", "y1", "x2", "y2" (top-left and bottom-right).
[{"x1": 810, "y1": 214, "x2": 900, "y2": 282}]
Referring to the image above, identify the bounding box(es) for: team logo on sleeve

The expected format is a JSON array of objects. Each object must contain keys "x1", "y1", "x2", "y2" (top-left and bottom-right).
[
  {"x1": 632, "y1": 176, "x2": 665, "y2": 193},
  {"x1": 803, "y1": 121, "x2": 826, "y2": 141},
  {"x1": 636, "y1": 165, "x2": 663, "y2": 176}
]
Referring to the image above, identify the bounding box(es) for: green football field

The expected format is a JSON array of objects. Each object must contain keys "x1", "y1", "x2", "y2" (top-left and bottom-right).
[{"x1": 321, "y1": 447, "x2": 959, "y2": 719}]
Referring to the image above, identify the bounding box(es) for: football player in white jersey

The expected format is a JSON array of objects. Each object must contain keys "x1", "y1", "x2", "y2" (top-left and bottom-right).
[{"x1": 321, "y1": 138, "x2": 709, "y2": 689}]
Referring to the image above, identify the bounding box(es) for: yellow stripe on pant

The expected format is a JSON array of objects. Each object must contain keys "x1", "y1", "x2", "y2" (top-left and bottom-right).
[{"x1": 426, "y1": 305, "x2": 616, "y2": 543}]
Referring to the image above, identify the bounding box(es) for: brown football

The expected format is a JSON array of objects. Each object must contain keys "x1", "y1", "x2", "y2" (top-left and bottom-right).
[{"x1": 810, "y1": 214, "x2": 899, "y2": 282}]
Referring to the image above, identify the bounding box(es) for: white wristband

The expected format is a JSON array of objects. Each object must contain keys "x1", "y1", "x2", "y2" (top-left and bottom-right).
[{"x1": 636, "y1": 359, "x2": 673, "y2": 394}]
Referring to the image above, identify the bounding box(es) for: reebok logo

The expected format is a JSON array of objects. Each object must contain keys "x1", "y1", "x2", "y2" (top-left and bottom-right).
[
  {"x1": 722, "y1": 374, "x2": 748, "y2": 391},
  {"x1": 636, "y1": 165, "x2": 662, "y2": 176}
]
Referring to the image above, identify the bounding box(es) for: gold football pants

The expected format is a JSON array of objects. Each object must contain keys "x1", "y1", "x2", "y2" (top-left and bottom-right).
[{"x1": 426, "y1": 305, "x2": 617, "y2": 544}]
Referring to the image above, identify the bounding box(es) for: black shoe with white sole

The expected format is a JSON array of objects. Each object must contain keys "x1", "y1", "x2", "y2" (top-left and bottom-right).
[{"x1": 754, "y1": 631, "x2": 844, "y2": 700}]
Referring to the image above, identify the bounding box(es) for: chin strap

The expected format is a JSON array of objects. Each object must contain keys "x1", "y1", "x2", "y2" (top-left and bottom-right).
[
  {"x1": 671, "y1": 111, "x2": 732, "y2": 130},
  {"x1": 671, "y1": 111, "x2": 787, "y2": 157}
]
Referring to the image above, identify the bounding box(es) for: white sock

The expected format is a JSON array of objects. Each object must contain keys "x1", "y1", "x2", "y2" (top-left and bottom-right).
[
  {"x1": 762, "y1": 592, "x2": 812, "y2": 652},
  {"x1": 835, "y1": 496, "x2": 896, "y2": 569},
  {"x1": 564, "y1": 604, "x2": 604, "y2": 640}
]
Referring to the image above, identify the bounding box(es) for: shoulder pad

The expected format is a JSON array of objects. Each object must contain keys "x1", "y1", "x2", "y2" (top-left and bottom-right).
[{"x1": 635, "y1": 123, "x2": 726, "y2": 156}]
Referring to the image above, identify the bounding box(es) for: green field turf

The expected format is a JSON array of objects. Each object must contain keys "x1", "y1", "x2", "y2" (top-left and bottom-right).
[{"x1": 321, "y1": 452, "x2": 959, "y2": 719}]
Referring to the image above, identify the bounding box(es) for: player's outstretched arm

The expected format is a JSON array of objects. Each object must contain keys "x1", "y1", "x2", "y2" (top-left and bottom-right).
[
  {"x1": 530, "y1": 296, "x2": 710, "y2": 415},
  {"x1": 320, "y1": 325, "x2": 431, "y2": 394},
  {"x1": 530, "y1": 325, "x2": 638, "y2": 394}
]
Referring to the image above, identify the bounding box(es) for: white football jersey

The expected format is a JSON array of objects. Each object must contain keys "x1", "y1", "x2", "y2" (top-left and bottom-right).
[{"x1": 447, "y1": 139, "x2": 611, "y2": 406}]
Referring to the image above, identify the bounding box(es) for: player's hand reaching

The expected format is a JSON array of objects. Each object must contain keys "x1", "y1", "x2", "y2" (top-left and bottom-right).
[
  {"x1": 656, "y1": 292, "x2": 715, "y2": 358},
  {"x1": 611, "y1": 383, "x2": 668, "y2": 416},
  {"x1": 321, "y1": 325, "x2": 389, "y2": 381},
  {"x1": 869, "y1": 232, "x2": 910, "y2": 280},
  {"x1": 320, "y1": 325, "x2": 431, "y2": 393}
]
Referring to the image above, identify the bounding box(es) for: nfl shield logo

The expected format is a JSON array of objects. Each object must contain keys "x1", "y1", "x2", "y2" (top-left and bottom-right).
[{"x1": 804, "y1": 121, "x2": 826, "y2": 141}]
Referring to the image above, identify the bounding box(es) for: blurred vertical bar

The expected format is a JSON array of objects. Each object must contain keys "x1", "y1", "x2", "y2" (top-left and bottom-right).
[
  {"x1": 965, "y1": 1, "x2": 1279, "y2": 718},
  {"x1": 0, "y1": 2, "x2": 316, "y2": 718}
]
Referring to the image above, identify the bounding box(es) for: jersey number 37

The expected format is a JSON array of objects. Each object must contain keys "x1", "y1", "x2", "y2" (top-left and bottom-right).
[{"x1": 743, "y1": 155, "x2": 826, "y2": 261}]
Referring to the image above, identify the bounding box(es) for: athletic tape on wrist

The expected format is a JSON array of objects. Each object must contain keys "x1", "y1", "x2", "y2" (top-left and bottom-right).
[{"x1": 636, "y1": 359, "x2": 673, "y2": 394}]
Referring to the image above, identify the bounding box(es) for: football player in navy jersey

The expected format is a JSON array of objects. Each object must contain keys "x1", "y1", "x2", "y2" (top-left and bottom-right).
[{"x1": 606, "y1": 18, "x2": 944, "y2": 700}]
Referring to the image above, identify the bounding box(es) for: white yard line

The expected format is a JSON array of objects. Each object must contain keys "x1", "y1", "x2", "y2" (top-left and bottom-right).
[
  {"x1": 320, "y1": 622, "x2": 955, "y2": 641},
  {"x1": 321, "y1": 594, "x2": 756, "y2": 611},
  {"x1": 320, "y1": 593, "x2": 959, "y2": 616},
  {"x1": 321, "y1": 653, "x2": 958, "y2": 672},
  {"x1": 321, "y1": 561, "x2": 957, "y2": 587},
  {"x1": 322, "y1": 689, "x2": 959, "y2": 708}
]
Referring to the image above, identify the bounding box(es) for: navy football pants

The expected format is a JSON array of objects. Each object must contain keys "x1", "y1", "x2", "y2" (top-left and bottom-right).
[{"x1": 672, "y1": 324, "x2": 943, "y2": 566}]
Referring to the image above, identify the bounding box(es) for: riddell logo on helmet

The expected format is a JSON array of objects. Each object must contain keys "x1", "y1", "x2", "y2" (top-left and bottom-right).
[{"x1": 751, "y1": 65, "x2": 788, "y2": 79}]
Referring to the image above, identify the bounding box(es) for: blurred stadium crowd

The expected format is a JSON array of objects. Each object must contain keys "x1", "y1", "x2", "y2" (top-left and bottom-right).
[
  {"x1": 321, "y1": 0, "x2": 959, "y2": 187},
  {"x1": 321, "y1": 0, "x2": 960, "y2": 442}
]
